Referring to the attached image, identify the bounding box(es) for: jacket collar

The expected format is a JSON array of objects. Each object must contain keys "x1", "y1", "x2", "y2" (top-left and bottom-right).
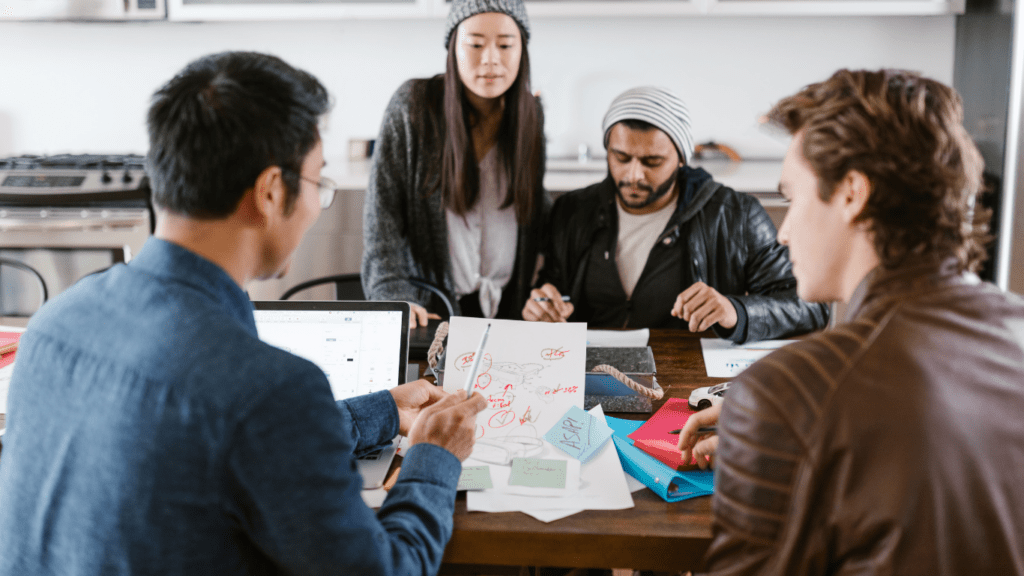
[
  {"x1": 844, "y1": 257, "x2": 980, "y2": 322},
  {"x1": 594, "y1": 165, "x2": 720, "y2": 229},
  {"x1": 129, "y1": 237, "x2": 258, "y2": 336}
]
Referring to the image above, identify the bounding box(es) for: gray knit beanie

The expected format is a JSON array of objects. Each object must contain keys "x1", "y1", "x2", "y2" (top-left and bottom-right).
[
  {"x1": 602, "y1": 86, "x2": 695, "y2": 164},
  {"x1": 443, "y1": 0, "x2": 530, "y2": 48}
]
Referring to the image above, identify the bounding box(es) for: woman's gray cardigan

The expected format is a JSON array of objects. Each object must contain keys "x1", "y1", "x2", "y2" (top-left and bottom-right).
[{"x1": 361, "y1": 76, "x2": 549, "y2": 318}]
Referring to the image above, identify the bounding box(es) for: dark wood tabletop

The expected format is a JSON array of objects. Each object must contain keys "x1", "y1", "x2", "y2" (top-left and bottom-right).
[
  {"x1": 439, "y1": 329, "x2": 730, "y2": 574},
  {"x1": 0, "y1": 329, "x2": 728, "y2": 573}
]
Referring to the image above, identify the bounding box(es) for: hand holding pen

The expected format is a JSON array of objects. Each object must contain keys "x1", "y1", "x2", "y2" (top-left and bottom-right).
[
  {"x1": 676, "y1": 403, "x2": 722, "y2": 470},
  {"x1": 522, "y1": 283, "x2": 574, "y2": 323}
]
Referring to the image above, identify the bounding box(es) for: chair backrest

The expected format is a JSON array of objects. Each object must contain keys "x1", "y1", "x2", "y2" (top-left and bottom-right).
[
  {"x1": 279, "y1": 274, "x2": 453, "y2": 319},
  {"x1": 0, "y1": 257, "x2": 49, "y2": 316},
  {"x1": 280, "y1": 273, "x2": 364, "y2": 301}
]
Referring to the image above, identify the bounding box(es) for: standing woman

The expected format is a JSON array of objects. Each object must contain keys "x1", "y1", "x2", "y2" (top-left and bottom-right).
[{"x1": 362, "y1": 0, "x2": 547, "y2": 326}]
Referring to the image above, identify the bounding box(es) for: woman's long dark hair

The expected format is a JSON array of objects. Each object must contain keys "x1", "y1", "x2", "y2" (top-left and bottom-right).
[{"x1": 438, "y1": 26, "x2": 543, "y2": 225}]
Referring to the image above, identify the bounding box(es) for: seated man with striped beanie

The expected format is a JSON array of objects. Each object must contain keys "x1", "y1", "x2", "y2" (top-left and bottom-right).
[{"x1": 523, "y1": 86, "x2": 828, "y2": 343}]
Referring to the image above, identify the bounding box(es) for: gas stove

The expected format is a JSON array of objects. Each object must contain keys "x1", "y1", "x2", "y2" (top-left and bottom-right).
[
  {"x1": 0, "y1": 154, "x2": 150, "y2": 207},
  {"x1": 0, "y1": 154, "x2": 152, "y2": 233}
]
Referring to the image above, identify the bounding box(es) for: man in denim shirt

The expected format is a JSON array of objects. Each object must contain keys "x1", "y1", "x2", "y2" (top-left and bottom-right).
[{"x1": 0, "y1": 52, "x2": 486, "y2": 576}]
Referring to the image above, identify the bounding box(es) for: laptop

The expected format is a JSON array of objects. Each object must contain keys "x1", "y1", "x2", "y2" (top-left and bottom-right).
[{"x1": 252, "y1": 300, "x2": 410, "y2": 489}]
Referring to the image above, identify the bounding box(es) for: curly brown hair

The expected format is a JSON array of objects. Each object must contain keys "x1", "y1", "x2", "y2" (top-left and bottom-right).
[{"x1": 768, "y1": 69, "x2": 990, "y2": 273}]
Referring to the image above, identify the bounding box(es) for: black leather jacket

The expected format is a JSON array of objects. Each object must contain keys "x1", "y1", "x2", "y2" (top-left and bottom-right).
[{"x1": 537, "y1": 166, "x2": 829, "y2": 343}]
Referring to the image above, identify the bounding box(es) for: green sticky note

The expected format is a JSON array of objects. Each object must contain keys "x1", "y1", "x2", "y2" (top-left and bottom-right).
[
  {"x1": 508, "y1": 458, "x2": 568, "y2": 489},
  {"x1": 458, "y1": 466, "x2": 493, "y2": 491}
]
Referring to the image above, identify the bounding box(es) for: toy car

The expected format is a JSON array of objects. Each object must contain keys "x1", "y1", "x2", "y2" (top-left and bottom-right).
[{"x1": 688, "y1": 381, "x2": 731, "y2": 410}]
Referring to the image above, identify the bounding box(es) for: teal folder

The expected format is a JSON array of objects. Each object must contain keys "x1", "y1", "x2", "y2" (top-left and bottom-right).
[{"x1": 606, "y1": 416, "x2": 714, "y2": 502}]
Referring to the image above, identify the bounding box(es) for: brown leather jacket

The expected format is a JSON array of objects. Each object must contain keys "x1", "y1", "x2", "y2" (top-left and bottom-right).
[{"x1": 705, "y1": 260, "x2": 1024, "y2": 575}]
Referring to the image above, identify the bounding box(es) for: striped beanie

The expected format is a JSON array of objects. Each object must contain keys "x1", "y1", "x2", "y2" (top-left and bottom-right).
[
  {"x1": 602, "y1": 86, "x2": 695, "y2": 164},
  {"x1": 444, "y1": 0, "x2": 530, "y2": 48}
]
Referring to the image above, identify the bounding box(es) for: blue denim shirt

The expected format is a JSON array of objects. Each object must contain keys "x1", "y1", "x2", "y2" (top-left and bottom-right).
[{"x1": 0, "y1": 238, "x2": 461, "y2": 576}]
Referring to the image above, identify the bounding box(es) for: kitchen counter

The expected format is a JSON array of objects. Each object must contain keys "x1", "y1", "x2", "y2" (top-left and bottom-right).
[{"x1": 326, "y1": 157, "x2": 786, "y2": 205}]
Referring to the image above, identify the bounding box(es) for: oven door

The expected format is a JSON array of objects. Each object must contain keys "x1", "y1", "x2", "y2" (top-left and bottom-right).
[{"x1": 0, "y1": 207, "x2": 150, "y2": 321}]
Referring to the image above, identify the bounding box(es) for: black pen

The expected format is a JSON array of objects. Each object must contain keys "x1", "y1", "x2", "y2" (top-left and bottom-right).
[
  {"x1": 533, "y1": 295, "x2": 571, "y2": 303},
  {"x1": 668, "y1": 426, "x2": 717, "y2": 435}
]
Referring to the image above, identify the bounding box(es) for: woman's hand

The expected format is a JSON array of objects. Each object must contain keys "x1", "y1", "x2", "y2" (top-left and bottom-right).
[
  {"x1": 678, "y1": 403, "x2": 722, "y2": 470},
  {"x1": 409, "y1": 303, "x2": 442, "y2": 329}
]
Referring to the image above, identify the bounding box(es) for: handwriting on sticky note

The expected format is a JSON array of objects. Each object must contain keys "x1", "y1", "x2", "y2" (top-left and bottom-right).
[
  {"x1": 457, "y1": 466, "x2": 493, "y2": 491},
  {"x1": 544, "y1": 405, "x2": 614, "y2": 463},
  {"x1": 508, "y1": 458, "x2": 567, "y2": 489}
]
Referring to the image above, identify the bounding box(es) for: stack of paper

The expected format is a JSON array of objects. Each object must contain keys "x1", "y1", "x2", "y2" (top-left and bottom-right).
[{"x1": 700, "y1": 338, "x2": 796, "y2": 377}]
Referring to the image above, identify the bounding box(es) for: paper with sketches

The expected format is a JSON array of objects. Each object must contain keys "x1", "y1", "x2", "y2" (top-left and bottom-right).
[
  {"x1": 544, "y1": 405, "x2": 614, "y2": 463},
  {"x1": 458, "y1": 466, "x2": 494, "y2": 491},
  {"x1": 444, "y1": 317, "x2": 587, "y2": 449},
  {"x1": 586, "y1": 329, "x2": 650, "y2": 348},
  {"x1": 700, "y1": 338, "x2": 796, "y2": 377},
  {"x1": 466, "y1": 405, "x2": 634, "y2": 519}
]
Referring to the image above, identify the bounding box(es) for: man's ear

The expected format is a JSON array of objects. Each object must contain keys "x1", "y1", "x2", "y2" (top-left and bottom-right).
[
  {"x1": 242, "y1": 166, "x2": 287, "y2": 228},
  {"x1": 838, "y1": 169, "x2": 872, "y2": 225}
]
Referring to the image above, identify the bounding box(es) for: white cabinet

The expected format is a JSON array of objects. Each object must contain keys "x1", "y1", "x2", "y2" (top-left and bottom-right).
[
  {"x1": 168, "y1": 0, "x2": 430, "y2": 22},
  {"x1": 705, "y1": 0, "x2": 963, "y2": 16},
  {"x1": 167, "y1": 0, "x2": 962, "y2": 22}
]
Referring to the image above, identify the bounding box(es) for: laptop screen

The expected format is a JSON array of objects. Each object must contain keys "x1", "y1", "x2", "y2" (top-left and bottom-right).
[{"x1": 252, "y1": 301, "x2": 410, "y2": 400}]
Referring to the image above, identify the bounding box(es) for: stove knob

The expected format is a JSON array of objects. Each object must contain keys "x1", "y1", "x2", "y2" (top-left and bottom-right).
[
  {"x1": 122, "y1": 172, "x2": 133, "y2": 183},
  {"x1": 101, "y1": 172, "x2": 112, "y2": 184}
]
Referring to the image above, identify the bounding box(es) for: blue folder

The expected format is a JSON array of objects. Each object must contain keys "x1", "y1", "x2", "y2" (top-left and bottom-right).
[{"x1": 606, "y1": 416, "x2": 714, "y2": 502}]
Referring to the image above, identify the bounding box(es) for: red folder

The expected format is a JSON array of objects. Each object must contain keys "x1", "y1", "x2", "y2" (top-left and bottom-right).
[
  {"x1": 627, "y1": 398, "x2": 695, "y2": 470},
  {"x1": 0, "y1": 331, "x2": 21, "y2": 370}
]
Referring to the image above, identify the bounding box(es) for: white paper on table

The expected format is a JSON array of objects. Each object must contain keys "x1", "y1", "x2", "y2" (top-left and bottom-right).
[
  {"x1": 586, "y1": 329, "x2": 650, "y2": 348},
  {"x1": 467, "y1": 405, "x2": 635, "y2": 515},
  {"x1": 624, "y1": 473, "x2": 646, "y2": 493},
  {"x1": 523, "y1": 508, "x2": 584, "y2": 523},
  {"x1": 361, "y1": 488, "x2": 388, "y2": 509},
  {"x1": 444, "y1": 318, "x2": 587, "y2": 447},
  {"x1": 700, "y1": 338, "x2": 796, "y2": 377}
]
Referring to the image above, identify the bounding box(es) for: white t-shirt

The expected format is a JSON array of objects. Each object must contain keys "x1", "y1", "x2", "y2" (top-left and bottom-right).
[
  {"x1": 446, "y1": 146, "x2": 518, "y2": 318},
  {"x1": 615, "y1": 196, "x2": 678, "y2": 299}
]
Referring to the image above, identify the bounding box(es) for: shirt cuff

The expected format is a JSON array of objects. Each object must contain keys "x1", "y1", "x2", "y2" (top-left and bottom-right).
[
  {"x1": 713, "y1": 296, "x2": 749, "y2": 344},
  {"x1": 398, "y1": 443, "x2": 462, "y2": 489},
  {"x1": 338, "y1": 390, "x2": 400, "y2": 453}
]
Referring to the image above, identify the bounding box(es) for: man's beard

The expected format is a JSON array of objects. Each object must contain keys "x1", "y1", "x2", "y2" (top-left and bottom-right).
[{"x1": 615, "y1": 172, "x2": 677, "y2": 210}]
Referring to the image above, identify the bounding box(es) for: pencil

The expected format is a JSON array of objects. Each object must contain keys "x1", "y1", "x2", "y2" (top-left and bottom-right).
[
  {"x1": 463, "y1": 323, "x2": 491, "y2": 397},
  {"x1": 382, "y1": 467, "x2": 401, "y2": 491}
]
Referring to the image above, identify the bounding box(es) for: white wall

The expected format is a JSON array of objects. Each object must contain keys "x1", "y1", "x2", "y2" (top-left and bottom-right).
[{"x1": 0, "y1": 15, "x2": 955, "y2": 161}]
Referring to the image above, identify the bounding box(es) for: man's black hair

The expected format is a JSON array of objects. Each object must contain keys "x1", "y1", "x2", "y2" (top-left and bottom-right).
[{"x1": 147, "y1": 51, "x2": 331, "y2": 218}]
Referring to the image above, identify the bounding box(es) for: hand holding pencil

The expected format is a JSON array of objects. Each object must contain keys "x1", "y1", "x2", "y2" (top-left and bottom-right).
[
  {"x1": 677, "y1": 403, "x2": 721, "y2": 470},
  {"x1": 522, "y1": 283, "x2": 574, "y2": 323}
]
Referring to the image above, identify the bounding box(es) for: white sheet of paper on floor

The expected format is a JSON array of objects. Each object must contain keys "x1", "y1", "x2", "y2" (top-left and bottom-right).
[{"x1": 700, "y1": 338, "x2": 797, "y2": 377}]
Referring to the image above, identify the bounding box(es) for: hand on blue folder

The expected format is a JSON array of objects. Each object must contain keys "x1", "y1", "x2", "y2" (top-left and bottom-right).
[{"x1": 606, "y1": 416, "x2": 714, "y2": 502}]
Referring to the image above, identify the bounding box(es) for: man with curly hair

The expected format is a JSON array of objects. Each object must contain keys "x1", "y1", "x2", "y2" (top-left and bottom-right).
[{"x1": 678, "y1": 69, "x2": 1024, "y2": 575}]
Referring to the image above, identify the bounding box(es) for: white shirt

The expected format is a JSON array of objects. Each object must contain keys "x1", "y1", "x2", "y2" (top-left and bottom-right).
[
  {"x1": 446, "y1": 146, "x2": 518, "y2": 318},
  {"x1": 615, "y1": 196, "x2": 678, "y2": 299}
]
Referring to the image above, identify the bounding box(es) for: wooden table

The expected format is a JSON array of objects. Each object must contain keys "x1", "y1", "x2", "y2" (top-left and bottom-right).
[
  {"x1": 439, "y1": 329, "x2": 729, "y2": 574},
  {"x1": 0, "y1": 329, "x2": 728, "y2": 572}
]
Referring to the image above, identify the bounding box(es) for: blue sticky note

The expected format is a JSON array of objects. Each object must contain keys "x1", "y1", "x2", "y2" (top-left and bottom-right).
[{"x1": 544, "y1": 405, "x2": 614, "y2": 463}]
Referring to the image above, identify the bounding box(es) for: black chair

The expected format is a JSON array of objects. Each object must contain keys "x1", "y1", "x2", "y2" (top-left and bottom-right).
[
  {"x1": 279, "y1": 273, "x2": 364, "y2": 301},
  {"x1": 279, "y1": 274, "x2": 454, "y2": 319},
  {"x1": 0, "y1": 257, "x2": 49, "y2": 316}
]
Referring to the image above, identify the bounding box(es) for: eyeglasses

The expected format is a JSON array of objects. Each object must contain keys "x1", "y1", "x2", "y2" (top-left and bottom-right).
[{"x1": 293, "y1": 173, "x2": 339, "y2": 210}]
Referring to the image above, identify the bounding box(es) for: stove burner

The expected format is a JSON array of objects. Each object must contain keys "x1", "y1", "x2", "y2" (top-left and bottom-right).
[{"x1": 0, "y1": 154, "x2": 147, "y2": 171}]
